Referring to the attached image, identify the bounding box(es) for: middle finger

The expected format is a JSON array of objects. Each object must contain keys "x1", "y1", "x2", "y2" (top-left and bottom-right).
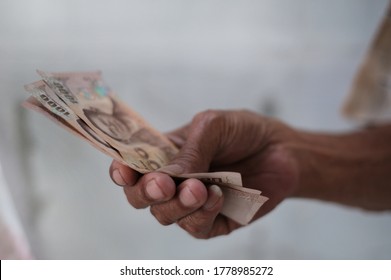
[
  {"x1": 150, "y1": 178, "x2": 208, "y2": 225},
  {"x1": 123, "y1": 172, "x2": 177, "y2": 209}
]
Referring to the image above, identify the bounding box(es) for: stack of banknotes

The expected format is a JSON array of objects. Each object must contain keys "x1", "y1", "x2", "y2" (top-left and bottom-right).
[{"x1": 23, "y1": 70, "x2": 268, "y2": 225}]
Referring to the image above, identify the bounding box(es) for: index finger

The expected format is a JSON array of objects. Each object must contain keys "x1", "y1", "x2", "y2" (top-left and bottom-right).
[{"x1": 109, "y1": 160, "x2": 140, "y2": 186}]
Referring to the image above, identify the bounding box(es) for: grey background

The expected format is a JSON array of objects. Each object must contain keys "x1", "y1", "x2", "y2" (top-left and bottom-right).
[{"x1": 1, "y1": 0, "x2": 390, "y2": 259}]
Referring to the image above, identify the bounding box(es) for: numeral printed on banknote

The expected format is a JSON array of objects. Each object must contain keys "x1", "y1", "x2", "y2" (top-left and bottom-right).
[{"x1": 23, "y1": 70, "x2": 269, "y2": 225}]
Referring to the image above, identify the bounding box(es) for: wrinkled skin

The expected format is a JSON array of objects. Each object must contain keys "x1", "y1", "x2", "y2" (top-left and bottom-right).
[{"x1": 109, "y1": 110, "x2": 300, "y2": 238}]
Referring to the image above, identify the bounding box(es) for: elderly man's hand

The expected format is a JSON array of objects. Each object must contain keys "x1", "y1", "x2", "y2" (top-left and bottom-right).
[{"x1": 109, "y1": 110, "x2": 300, "y2": 238}]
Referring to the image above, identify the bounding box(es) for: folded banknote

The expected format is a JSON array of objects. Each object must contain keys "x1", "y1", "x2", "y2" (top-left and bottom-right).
[{"x1": 23, "y1": 70, "x2": 269, "y2": 225}]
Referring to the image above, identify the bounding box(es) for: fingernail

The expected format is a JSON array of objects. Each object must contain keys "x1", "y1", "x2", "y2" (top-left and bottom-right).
[
  {"x1": 146, "y1": 179, "x2": 165, "y2": 200},
  {"x1": 112, "y1": 169, "x2": 127, "y2": 186},
  {"x1": 204, "y1": 185, "x2": 223, "y2": 210},
  {"x1": 157, "y1": 164, "x2": 184, "y2": 176},
  {"x1": 179, "y1": 186, "x2": 198, "y2": 207}
]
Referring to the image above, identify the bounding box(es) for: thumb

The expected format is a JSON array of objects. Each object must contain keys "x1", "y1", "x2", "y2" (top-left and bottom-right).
[{"x1": 158, "y1": 111, "x2": 223, "y2": 175}]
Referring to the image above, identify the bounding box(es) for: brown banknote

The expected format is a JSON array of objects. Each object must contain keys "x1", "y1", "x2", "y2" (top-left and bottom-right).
[
  {"x1": 24, "y1": 81, "x2": 125, "y2": 163},
  {"x1": 36, "y1": 70, "x2": 179, "y2": 174},
  {"x1": 23, "y1": 70, "x2": 269, "y2": 225}
]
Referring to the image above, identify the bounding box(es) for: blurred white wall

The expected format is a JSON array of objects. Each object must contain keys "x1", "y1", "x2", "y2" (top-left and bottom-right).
[{"x1": 0, "y1": 0, "x2": 390, "y2": 259}]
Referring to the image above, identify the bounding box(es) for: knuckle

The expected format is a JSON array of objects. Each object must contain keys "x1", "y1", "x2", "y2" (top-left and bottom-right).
[
  {"x1": 125, "y1": 195, "x2": 147, "y2": 209},
  {"x1": 123, "y1": 186, "x2": 148, "y2": 209},
  {"x1": 150, "y1": 206, "x2": 174, "y2": 226},
  {"x1": 177, "y1": 216, "x2": 211, "y2": 239},
  {"x1": 176, "y1": 146, "x2": 200, "y2": 168}
]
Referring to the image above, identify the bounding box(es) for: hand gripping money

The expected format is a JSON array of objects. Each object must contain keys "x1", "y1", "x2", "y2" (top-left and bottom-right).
[
  {"x1": 23, "y1": 70, "x2": 269, "y2": 226},
  {"x1": 24, "y1": 66, "x2": 391, "y2": 239},
  {"x1": 23, "y1": 5, "x2": 391, "y2": 238}
]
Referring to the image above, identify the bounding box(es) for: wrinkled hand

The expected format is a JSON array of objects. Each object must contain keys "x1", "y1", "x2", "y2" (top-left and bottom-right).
[{"x1": 109, "y1": 110, "x2": 299, "y2": 238}]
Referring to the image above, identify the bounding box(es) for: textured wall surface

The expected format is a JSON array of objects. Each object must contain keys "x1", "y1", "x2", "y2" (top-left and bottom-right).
[{"x1": 0, "y1": 0, "x2": 390, "y2": 259}]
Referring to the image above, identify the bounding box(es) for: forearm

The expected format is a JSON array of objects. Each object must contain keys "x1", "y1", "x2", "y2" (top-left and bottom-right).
[{"x1": 288, "y1": 124, "x2": 391, "y2": 210}]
